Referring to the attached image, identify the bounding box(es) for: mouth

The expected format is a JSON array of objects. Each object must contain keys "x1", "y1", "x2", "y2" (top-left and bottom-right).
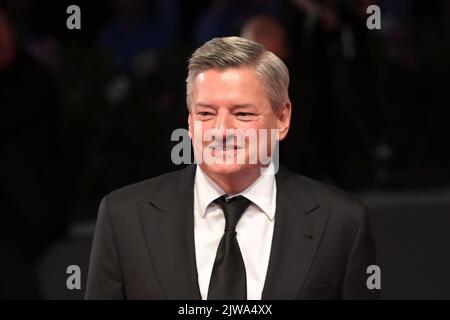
[
  {"x1": 206, "y1": 144, "x2": 245, "y2": 160},
  {"x1": 208, "y1": 145, "x2": 244, "y2": 150}
]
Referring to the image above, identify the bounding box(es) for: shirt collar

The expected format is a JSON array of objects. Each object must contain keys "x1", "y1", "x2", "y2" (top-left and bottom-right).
[
  {"x1": 194, "y1": 163, "x2": 276, "y2": 221},
  {"x1": 194, "y1": 165, "x2": 225, "y2": 219}
]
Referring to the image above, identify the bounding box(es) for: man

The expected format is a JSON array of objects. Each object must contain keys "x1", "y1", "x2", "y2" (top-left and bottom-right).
[{"x1": 85, "y1": 36, "x2": 378, "y2": 300}]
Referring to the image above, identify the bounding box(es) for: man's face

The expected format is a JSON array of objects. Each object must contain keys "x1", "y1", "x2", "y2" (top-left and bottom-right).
[{"x1": 188, "y1": 67, "x2": 291, "y2": 177}]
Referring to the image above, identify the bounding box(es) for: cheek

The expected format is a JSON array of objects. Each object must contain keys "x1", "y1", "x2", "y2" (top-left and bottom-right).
[
  {"x1": 253, "y1": 117, "x2": 278, "y2": 136},
  {"x1": 257, "y1": 117, "x2": 280, "y2": 145},
  {"x1": 191, "y1": 120, "x2": 215, "y2": 146},
  {"x1": 266, "y1": 115, "x2": 280, "y2": 129}
]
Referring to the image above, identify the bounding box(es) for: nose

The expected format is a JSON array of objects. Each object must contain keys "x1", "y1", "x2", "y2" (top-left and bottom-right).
[{"x1": 214, "y1": 111, "x2": 234, "y2": 141}]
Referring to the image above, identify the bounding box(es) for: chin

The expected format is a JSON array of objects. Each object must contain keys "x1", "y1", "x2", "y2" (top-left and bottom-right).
[{"x1": 200, "y1": 162, "x2": 257, "y2": 177}]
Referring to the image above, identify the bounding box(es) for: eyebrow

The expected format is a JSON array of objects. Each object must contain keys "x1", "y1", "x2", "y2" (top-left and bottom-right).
[{"x1": 195, "y1": 103, "x2": 257, "y2": 109}]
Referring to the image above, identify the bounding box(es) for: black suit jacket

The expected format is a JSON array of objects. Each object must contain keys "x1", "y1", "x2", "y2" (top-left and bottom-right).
[{"x1": 85, "y1": 165, "x2": 379, "y2": 299}]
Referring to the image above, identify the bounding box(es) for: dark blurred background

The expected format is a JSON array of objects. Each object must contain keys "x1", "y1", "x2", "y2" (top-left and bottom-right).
[{"x1": 0, "y1": 0, "x2": 449, "y2": 299}]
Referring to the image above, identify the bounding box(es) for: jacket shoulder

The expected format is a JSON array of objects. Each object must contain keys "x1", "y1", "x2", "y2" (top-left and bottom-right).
[
  {"x1": 283, "y1": 170, "x2": 368, "y2": 225},
  {"x1": 101, "y1": 165, "x2": 193, "y2": 214}
]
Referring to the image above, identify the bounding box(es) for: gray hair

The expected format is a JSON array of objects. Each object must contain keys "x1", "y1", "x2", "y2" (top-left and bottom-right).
[{"x1": 186, "y1": 36, "x2": 290, "y2": 113}]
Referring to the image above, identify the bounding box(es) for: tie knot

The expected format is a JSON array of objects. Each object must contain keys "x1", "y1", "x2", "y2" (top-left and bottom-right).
[{"x1": 214, "y1": 195, "x2": 251, "y2": 232}]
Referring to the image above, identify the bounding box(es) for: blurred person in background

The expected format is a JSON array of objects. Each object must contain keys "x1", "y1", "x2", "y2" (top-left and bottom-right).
[
  {"x1": 96, "y1": 0, "x2": 180, "y2": 75},
  {"x1": 194, "y1": 0, "x2": 281, "y2": 46},
  {"x1": 0, "y1": 4, "x2": 67, "y2": 299},
  {"x1": 277, "y1": 0, "x2": 388, "y2": 188},
  {"x1": 3, "y1": 0, "x2": 64, "y2": 74},
  {"x1": 241, "y1": 13, "x2": 341, "y2": 184}
]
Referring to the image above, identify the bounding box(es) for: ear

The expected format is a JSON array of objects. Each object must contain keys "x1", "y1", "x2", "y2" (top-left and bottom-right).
[{"x1": 277, "y1": 100, "x2": 291, "y2": 141}]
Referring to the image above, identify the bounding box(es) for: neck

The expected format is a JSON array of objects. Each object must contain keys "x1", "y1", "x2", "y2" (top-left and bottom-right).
[{"x1": 200, "y1": 165, "x2": 263, "y2": 195}]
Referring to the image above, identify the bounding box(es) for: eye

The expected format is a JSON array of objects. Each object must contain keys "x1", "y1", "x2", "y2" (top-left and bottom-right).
[
  {"x1": 235, "y1": 112, "x2": 256, "y2": 119},
  {"x1": 196, "y1": 111, "x2": 214, "y2": 118}
]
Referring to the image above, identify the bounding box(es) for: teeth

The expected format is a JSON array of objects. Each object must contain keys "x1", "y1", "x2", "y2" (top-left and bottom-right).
[{"x1": 210, "y1": 146, "x2": 239, "y2": 150}]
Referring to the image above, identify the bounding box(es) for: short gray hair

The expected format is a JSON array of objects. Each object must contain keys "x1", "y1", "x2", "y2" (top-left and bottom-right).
[{"x1": 186, "y1": 36, "x2": 290, "y2": 113}]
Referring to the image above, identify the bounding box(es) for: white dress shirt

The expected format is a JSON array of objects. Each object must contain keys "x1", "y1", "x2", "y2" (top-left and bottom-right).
[{"x1": 193, "y1": 163, "x2": 276, "y2": 300}]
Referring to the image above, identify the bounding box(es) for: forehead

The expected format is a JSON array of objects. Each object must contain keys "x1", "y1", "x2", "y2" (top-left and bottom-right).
[
  {"x1": 192, "y1": 67, "x2": 269, "y2": 106},
  {"x1": 194, "y1": 67, "x2": 262, "y2": 86}
]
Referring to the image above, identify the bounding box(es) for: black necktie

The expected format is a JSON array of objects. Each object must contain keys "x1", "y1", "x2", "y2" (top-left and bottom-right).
[{"x1": 207, "y1": 195, "x2": 251, "y2": 300}]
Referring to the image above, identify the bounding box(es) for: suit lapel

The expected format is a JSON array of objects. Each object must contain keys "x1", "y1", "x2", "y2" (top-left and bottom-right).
[
  {"x1": 138, "y1": 165, "x2": 202, "y2": 299},
  {"x1": 262, "y1": 167, "x2": 330, "y2": 299}
]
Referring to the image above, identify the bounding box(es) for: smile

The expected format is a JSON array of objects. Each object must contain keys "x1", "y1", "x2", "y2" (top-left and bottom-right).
[{"x1": 208, "y1": 145, "x2": 243, "y2": 150}]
